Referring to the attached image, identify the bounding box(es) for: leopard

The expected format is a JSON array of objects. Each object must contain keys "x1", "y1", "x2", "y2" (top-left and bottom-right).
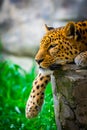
[{"x1": 25, "y1": 21, "x2": 87, "y2": 118}]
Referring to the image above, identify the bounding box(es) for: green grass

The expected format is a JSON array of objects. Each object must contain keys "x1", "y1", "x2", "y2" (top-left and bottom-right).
[{"x1": 0, "y1": 60, "x2": 57, "y2": 130}]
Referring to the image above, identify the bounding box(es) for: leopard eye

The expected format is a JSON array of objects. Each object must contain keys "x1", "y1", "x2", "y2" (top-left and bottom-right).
[{"x1": 48, "y1": 44, "x2": 57, "y2": 50}]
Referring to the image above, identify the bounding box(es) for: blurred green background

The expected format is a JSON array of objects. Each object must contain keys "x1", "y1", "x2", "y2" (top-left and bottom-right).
[{"x1": 0, "y1": 60, "x2": 57, "y2": 130}]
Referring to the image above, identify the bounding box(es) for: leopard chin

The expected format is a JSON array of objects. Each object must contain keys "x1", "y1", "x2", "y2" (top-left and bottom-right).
[
  {"x1": 39, "y1": 67, "x2": 53, "y2": 76},
  {"x1": 39, "y1": 63, "x2": 62, "y2": 75}
]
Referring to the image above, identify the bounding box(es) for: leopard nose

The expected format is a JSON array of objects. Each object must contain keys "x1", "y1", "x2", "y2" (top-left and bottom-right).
[{"x1": 35, "y1": 59, "x2": 44, "y2": 64}]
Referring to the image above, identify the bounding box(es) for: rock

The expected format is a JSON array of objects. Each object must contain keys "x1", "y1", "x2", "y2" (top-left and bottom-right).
[{"x1": 51, "y1": 65, "x2": 87, "y2": 130}]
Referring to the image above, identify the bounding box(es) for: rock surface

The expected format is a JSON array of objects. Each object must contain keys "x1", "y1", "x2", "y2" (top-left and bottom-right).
[{"x1": 51, "y1": 65, "x2": 87, "y2": 130}]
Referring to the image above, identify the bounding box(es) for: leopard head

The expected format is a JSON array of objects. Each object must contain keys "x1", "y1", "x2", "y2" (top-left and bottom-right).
[{"x1": 35, "y1": 22, "x2": 80, "y2": 71}]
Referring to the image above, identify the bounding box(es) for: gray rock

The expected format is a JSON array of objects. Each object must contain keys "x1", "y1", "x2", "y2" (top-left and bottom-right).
[{"x1": 52, "y1": 65, "x2": 87, "y2": 130}]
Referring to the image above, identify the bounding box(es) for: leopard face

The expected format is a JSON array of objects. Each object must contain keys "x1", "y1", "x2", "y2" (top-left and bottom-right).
[{"x1": 35, "y1": 21, "x2": 87, "y2": 71}]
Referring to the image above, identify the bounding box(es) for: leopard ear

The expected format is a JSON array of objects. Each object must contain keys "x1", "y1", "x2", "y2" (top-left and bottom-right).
[
  {"x1": 64, "y1": 22, "x2": 76, "y2": 39},
  {"x1": 45, "y1": 24, "x2": 54, "y2": 32}
]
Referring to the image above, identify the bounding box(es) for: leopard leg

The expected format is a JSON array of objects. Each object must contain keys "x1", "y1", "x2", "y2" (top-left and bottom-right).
[
  {"x1": 74, "y1": 51, "x2": 87, "y2": 67},
  {"x1": 25, "y1": 73, "x2": 50, "y2": 118}
]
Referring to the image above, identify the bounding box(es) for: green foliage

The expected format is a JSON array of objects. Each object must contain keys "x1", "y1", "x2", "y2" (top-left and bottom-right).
[{"x1": 0, "y1": 60, "x2": 57, "y2": 130}]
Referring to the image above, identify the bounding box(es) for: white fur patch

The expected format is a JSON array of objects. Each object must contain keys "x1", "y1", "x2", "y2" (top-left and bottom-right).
[{"x1": 39, "y1": 68, "x2": 53, "y2": 76}]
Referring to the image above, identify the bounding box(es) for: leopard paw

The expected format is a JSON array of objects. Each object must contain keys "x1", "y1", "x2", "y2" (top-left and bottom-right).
[{"x1": 74, "y1": 51, "x2": 87, "y2": 67}]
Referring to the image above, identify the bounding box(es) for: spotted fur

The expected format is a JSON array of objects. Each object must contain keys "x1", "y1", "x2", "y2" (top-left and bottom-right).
[
  {"x1": 26, "y1": 21, "x2": 87, "y2": 118},
  {"x1": 26, "y1": 74, "x2": 50, "y2": 118}
]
